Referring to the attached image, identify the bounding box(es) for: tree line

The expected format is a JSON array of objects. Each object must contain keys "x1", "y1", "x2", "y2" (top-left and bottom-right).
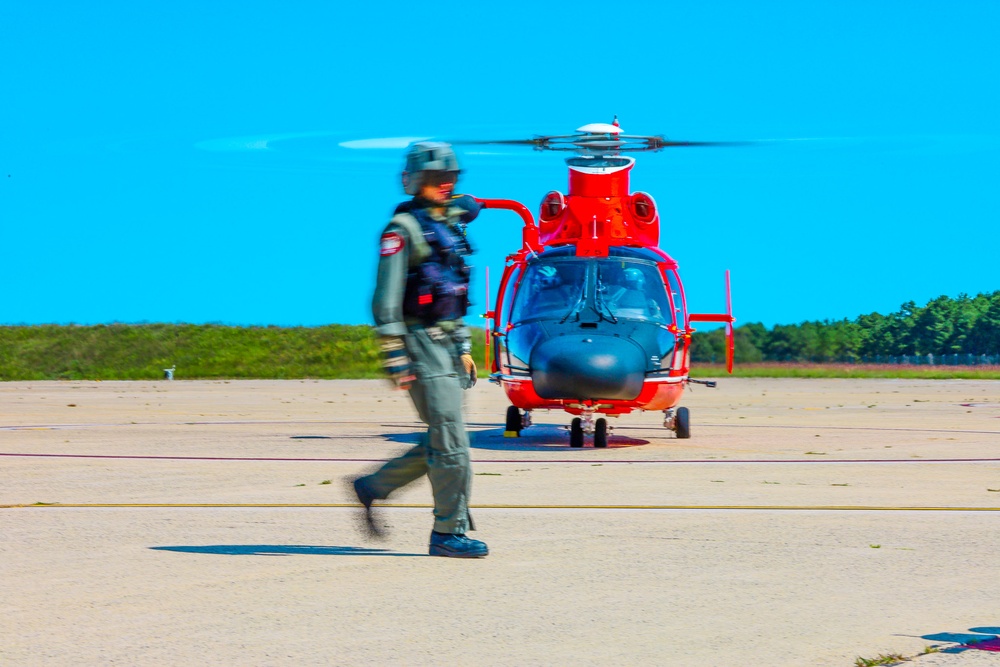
[{"x1": 691, "y1": 291, "x2": 1000, "y2": 363}]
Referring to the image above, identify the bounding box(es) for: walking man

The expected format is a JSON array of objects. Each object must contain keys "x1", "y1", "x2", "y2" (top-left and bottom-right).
[{"x1": 351, "y1": 141, "x2": 488, "y2": 558}]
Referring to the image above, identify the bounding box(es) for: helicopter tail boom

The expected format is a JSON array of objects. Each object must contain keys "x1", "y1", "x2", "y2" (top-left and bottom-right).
[{"x1": 688, "y1": 270, "x2": 735, "y2": 373}]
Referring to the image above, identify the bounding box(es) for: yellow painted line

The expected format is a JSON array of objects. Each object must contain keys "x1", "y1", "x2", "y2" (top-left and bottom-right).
[{"x1": 3, "y1": 503, "x2": 1000, "y2": 511}]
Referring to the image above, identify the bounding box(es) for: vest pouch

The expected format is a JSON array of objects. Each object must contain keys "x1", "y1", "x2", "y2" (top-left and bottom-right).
[
  {"x1": 403, "y1": 262, "x2": 469, "y2": 322},
  {"x1": 429, "y1": 281, "x2": 468, "y2": 321}
]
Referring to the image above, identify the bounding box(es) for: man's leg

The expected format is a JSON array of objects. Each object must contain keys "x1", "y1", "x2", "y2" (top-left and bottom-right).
[
  {"x1": 405, "y1": 330, "x2": 473, "y2": 535},
  {"x1": 360, "y1": 440, "x2": 429, "y2": 500},
  {"x1": 411, "y1": 372, "x2": 472, "y2": 534}
]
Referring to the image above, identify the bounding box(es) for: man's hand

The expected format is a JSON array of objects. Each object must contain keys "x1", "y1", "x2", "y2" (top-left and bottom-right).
[
  {"x1": 451, "y1": 194, "x2": 482, "y2": 224},
  {"x1": 460, "y1": 353, "x2": 477, "y2": 388},
  {"x1": 380, "y1": 336, "x2": 414, "y2": 390}
]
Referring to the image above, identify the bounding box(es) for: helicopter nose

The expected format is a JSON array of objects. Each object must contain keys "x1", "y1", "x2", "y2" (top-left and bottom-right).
[{"x1": 530, "y1": 335, "x2": 646, "y2": 401}]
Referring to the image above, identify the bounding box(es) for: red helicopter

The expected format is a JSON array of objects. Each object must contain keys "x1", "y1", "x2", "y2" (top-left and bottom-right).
[{"x1": 464, "y1": 119, "x2": 735, "y2": 447}]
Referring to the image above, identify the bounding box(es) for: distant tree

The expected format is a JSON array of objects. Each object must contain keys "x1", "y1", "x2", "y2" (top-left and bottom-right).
[
  {"x1": 948, "y1": 292, "x2": 991, "y2": 354},
  {"x1": 912, "y1": 296, "x2": 956, "y2": 355},
  {"x1": 968, "y1": 292, "x2": 1000, "y2": 354},
  {"x1": 887, "y1": 300, "x2": 919, "y2": 356},
  {"x1": 740, "y1": 322, "x2": 769, "y2": 353},
  {"x1": 692, "y1": 290, "x2": 1000, "y2": 364}
]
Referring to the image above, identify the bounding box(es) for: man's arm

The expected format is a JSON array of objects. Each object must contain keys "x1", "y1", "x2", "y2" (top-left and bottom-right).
[
  {"x1": 372, "y1": 223, "x2": 410, "y2": 338},
  {"x1": 371, "y1": 223, "x2": 415, "y2": 389}
]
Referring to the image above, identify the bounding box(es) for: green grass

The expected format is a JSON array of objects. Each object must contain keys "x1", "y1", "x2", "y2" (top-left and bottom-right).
[
  {"x1": 854, "y1": 652, "x2": 907, "y2": 666},
  {"x1": 2, "y1": 324, "x2": 996, "y2": 381},
  {"x1": 693, "y1": 362, "x2": 1000, "y2": 380},
  {"x1": 0, "y1": 323, "x2": 486, "y2": 381}
]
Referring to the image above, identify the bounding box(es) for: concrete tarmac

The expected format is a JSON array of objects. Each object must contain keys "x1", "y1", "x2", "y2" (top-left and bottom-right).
[{"x1": 2, "y1": 378, "x2": 999, "y2": 666}]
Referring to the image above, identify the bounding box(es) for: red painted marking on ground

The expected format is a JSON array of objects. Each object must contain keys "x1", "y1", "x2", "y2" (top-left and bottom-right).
[{"x1": 3, "y1": 452, "x2": 1000, "y2": 464}]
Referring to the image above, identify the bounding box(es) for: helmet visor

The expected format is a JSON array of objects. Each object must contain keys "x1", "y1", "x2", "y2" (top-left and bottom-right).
[{"x1": 423, "y1": 170, "x2": 459, "y2": 187}]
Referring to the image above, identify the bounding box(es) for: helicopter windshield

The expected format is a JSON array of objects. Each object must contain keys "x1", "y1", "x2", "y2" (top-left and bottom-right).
[
  {"x1": 510, "y1": 260, "x2": 587, "y2": 322},
  {"x1": 596, "y1": 259, "x2": 670, "y2": 323},
  {"x1": 510, "y1": 256, "x2": 671, "y2": 325}
]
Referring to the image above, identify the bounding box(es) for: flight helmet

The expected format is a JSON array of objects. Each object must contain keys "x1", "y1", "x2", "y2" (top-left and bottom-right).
[
  {"x1": 623, "y1": 267, "x2": 645, "y2": 290},
  {"x1": 402, "y1": 141, "x2": 460, "y2": 195},
  {"x1": 538, "y1": 265, "x2": 562, "y2": 289}
]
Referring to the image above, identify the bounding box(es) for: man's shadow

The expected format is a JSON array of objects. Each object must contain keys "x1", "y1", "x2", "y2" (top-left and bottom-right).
[
  {"x1": 150, "y1": 545, "x2": 425, "y2": 557},
  {"x1": 382, "y1": 425, "x2": 649, "y2": 451}
]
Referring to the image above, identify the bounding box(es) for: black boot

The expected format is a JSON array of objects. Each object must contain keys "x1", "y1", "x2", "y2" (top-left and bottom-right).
[
  {"x1": 348, "y1": 477, "x2": 386, "y2": 540},
  {"x1": 429, "y1": 531, "x2": 488, "y2": 558}
]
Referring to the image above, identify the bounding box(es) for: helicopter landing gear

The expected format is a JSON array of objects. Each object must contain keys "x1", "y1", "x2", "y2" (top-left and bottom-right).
[
  {"x1": 594, "y1": 418, "x2": 608, "y2": 448},
  {"x1": 505, "y1": 407, "x2": 533, "y2": 437},
  {"x1": 569, "y1": 410, "x2": 609, "y2": 447},
  {"x1": 664, "y1": 407, "x2": 691, "y2": 439},
  {"x1": 570, "y1": 417, "x2": 584, "y2": 447}
]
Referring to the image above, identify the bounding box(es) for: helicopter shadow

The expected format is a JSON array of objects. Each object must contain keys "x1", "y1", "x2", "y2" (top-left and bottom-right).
[
  {"x1": 474, "y1": 426, "x2": 649, "y2": 451},
  {"x1": 913, "y1": 627, "x2": 1000, "y2": 653},
  {"x1": 382, "y1": 426, "x2": 648, "y2": 451},
  {"x1": 149, "y1": 545, "x2": 425, "y2": 557}
]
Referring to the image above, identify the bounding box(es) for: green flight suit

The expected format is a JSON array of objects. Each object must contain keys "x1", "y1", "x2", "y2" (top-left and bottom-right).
[{"x1": 366, "y1": 202, "x2": 476, "y2": 535}]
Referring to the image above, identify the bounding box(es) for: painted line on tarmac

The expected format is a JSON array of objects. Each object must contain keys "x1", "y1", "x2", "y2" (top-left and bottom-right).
[
  {"x1": 0, "y1": 420, "x2": 416, "y2": 431},
  {"x1": 3, "y1": 452, "x2": 1000, "y2": 465},
  {"x1": 4, "y1": 503, "x2": 1000, "y2": 512},
  {"x1": 690, "y1": 423, "x2": 1000, "y2": 435},
  {"x1": 4, "y1": 420, "x2": 1000, "y2": 435}
]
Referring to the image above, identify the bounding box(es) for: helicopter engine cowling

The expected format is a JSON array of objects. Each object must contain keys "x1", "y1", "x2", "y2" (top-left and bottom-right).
[{"x1": 530, "y1": 334, "x2": 646, "y2": 401}]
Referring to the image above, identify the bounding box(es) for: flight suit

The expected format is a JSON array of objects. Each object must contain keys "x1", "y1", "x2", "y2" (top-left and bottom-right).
[{"x1": 363, "y1": 201, "x2": 476, "y2": 535}]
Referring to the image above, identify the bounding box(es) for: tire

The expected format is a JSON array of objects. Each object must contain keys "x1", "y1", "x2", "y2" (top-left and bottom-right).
[
  {"x1": 594, "y1": 418, "x2": 608, "y2": 448},
  {"x1": 505, "y1": 405, "x2": 522, "y2": 437},
  {"x1": 675, "y1": 406, "x2": 691, "y2": 439},
  {"x1": 570, "y1": 417, "x2": 584, "y2": 448}
]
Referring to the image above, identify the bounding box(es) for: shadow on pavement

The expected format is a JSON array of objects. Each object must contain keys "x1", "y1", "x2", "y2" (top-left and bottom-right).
[
  {"x1": 470, "y1": 426, "x2": 649, "y2": 450},
  {"x1": 920, "y1": 627, "x2": 1000, "y2": 653},
  {"x1": 150, "y1": 545, "x2": 426, "y2": 557},
  {"x1": 381, "y1": 426, "x2": 648, "y2": 451}
]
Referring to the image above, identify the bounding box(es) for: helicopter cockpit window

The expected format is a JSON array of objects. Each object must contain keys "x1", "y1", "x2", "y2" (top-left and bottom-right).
[
  {"x1": 596, "y1": 260, "x2": 671, "y2": 324},
  {"x1": 510, "y1": 261, "x2": 587, "y2": 322}
]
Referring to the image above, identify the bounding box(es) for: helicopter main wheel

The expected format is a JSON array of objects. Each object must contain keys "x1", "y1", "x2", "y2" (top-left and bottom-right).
[
  {"x1": 504, "y1": 405, "x2": 522, "y2": 437},
  {"x1": 593, "y1": 418, "x2": 608, "y2": 448},
  {"x1": 675, "y1": 406, "x2": 691, "y2": 439},
  {"x1": 569, "y1": 417, "x2": 584, "y2": 448}
]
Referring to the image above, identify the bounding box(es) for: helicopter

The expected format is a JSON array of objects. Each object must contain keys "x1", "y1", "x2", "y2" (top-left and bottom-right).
[{"x1": 462, "y1": 118, "x2": 736, "y2": 447}]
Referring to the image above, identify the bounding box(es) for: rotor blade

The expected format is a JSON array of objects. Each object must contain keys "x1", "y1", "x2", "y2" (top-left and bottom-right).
[
  {"x1": 452, "y1": 134, "x2": 759, "y2": 153},
  {"x1": 450, "y1": 138, "x2": 552, "y2": 148},
  {"x1": 646, "y1": 137, "x2": 756, "y2": 149}
]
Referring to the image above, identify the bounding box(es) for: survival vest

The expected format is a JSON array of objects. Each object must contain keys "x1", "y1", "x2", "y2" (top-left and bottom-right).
[{"x1": 399, "y1": 204, "x2": 473, "y2": 323}]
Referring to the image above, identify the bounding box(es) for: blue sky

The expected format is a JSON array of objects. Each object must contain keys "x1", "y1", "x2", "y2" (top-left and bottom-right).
[{"x1": 2, "y1": 1, "x2": 999, "y2": 328}]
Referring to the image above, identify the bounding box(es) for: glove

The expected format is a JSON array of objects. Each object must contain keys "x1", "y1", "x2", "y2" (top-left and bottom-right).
[
  {"x1": 450, "y1": 194, "x2": 482, "y2": 224},
  {"x1": 380, "y1": 336, "x2": 414, "y2": 390},
  {"x1": 460, "y1": 353, "x2": 477, "y2": 388}
]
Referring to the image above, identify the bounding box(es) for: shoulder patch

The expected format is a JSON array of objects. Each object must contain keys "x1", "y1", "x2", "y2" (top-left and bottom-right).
[{"x1": 380, "y1": 231, "x2": 404, "y2": 256}]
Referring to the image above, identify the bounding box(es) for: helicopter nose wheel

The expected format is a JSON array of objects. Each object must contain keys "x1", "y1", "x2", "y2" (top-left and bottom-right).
[
  {"x1": 593, "y1": 418, "x2": 608, "y2": 448},
  {"x1": 570, "y1": 417, "x2": 584, "y2": 448}
]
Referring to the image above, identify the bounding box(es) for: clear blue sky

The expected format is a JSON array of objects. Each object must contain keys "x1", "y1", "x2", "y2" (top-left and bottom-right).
[{"x1": 3, "y1": 1, "x2": 999, "y2": 328}]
